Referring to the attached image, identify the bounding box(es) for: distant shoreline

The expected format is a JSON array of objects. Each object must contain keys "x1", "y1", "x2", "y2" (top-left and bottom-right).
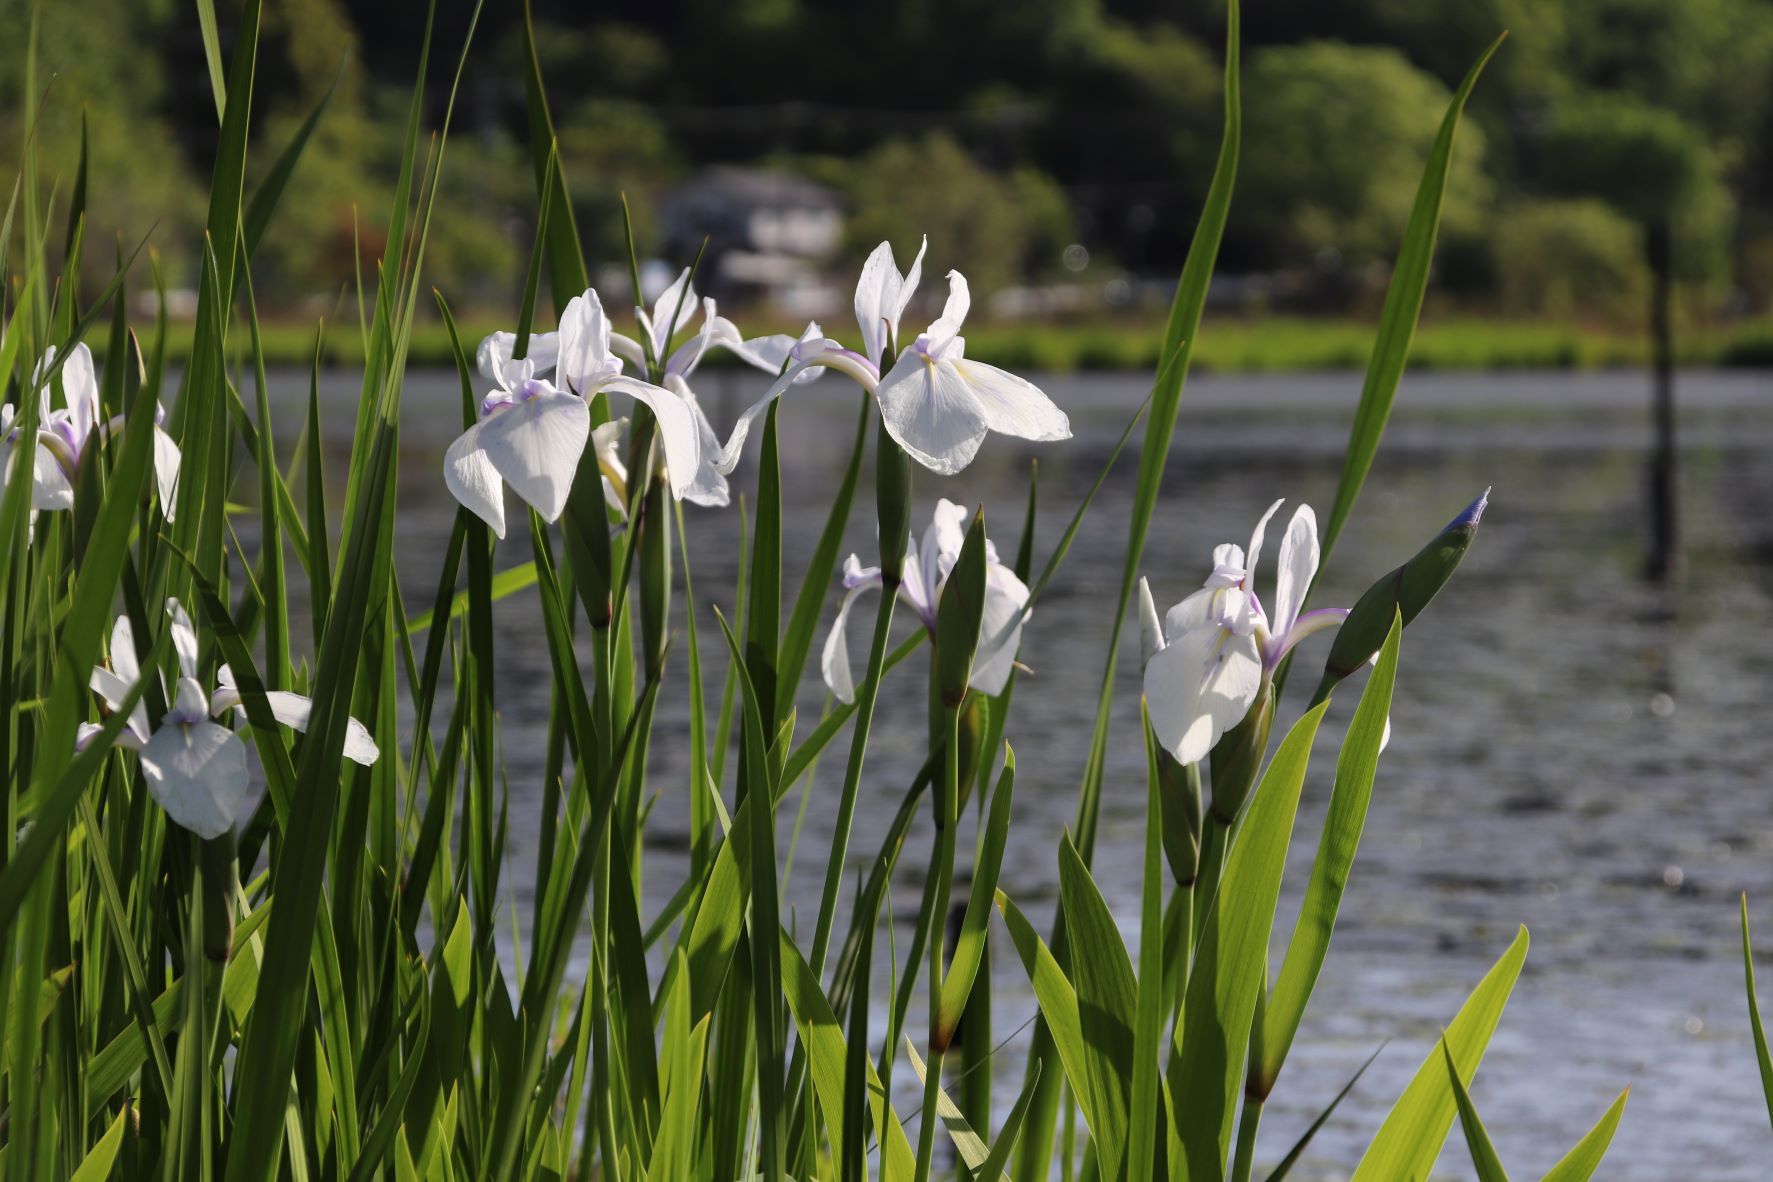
[{"x1": 109, "y1": 315, "x2": 1773, "y2": 373}]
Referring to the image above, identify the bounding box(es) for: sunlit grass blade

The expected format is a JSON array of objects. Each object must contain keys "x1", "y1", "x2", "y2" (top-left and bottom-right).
[
  {"x1": 907, "y1": 1039, "x2": 991, "y2": 1170},
  {"x1": 1537, "y1": 1087, "x2": 1629, "y2": 1182},
  {"x1": 304, "y1": 323, "x2": 333, "y2": 637},
  {"x1": 1128, "y1": 706, "x2": 1167, "y2": 1182},
  {"x1": 996, "y1": 890, "x2": 1100, "y2": 1149},
  {"x1": 192, "y1": 0, "x2": 227, "y2": 119},
  {"x1": 1258, "y1": 614, "x2": 1402, "y2": 1092},
  {"x1": 1445, "y1": 1041, "x2": 1513, "y2": 1182},
  {"x1": 1054, "y1": 834, "x2": 1138, "y2": 1179},
  {"x1": 69, "y1": 1104, "x2": 129, "y2": 1182},
  {"x1": 779, "y1": 932, "x2": 919, "y2": 1178},
  {"x1": 975, "y1": 1060, "x2": 1043, "y2": 1181},
  {"x1": 1444, "y1": 1040, "x2": 1625, "y2": 1182},
  {"x1": 1317, "y1": 34, "x2": 1505, "y2": 567},
  {"x1": 677, "y1": 788, "x2": 753, "y2": 1020},
  {"x1": 1348, "y1": 927, "x2": 1529, "y2": 1182},
  {"x1": 1261, "y1": 1042, "x2": 1385, "y2": 1182},
  {"x1": 1742, "y1": 895, "x2": 1773, "y2": 1131},
  {"x1": 405, "y1": 559, "x2": 537, "y2": 635},
  {"x1": 824, "y1": 753, "x2": 933, "y2": 1022},
  {"x1": 647, "y1": 953, "x2": 711, "y2": 1182},
  {"x1": 935, "y1": 747, "x2": 1015, "y2": 1043}
]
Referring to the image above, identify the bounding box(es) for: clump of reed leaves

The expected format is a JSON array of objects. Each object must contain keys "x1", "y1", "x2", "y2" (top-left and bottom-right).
[{"x1": 0, "y1": 2, "x2": 1649, "y2": 1180}]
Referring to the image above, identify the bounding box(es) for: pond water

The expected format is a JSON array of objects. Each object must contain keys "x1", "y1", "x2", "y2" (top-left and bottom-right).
[{"x1": 286, "y1": 365, "x2": 1773, "y2": 1179}]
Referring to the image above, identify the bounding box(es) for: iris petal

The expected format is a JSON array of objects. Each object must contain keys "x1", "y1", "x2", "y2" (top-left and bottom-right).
[
  {"x1": 443, "y1": 421, "x2": 508, "y2": 538},
  {"x1": 139, "y1": 720, "x2": 251, "y2": 839},
  {"x1": 477, "y1": 390, "x2": 592, "y2": 524},
  {"x1": 875, "y1": 350, "x2": 989, "y2": 477},
  {"x1": 1143, "y1": 624, "x2": 1262, "y2": 766}
]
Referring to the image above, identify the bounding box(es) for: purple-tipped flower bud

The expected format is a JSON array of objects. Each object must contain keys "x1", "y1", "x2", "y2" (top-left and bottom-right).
[{"x1": 1312, "y1": 487, "x2": 1489, "y2": 703}]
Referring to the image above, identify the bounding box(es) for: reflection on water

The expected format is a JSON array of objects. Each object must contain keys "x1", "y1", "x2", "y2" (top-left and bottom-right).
[{"x1": 277, "y1": 367, "x2": 1773, "y2": 1180}]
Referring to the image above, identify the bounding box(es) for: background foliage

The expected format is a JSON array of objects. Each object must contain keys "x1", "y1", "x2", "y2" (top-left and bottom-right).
[{"x1": 6, "y1": 0, "x2": 1773, "y2": 322}]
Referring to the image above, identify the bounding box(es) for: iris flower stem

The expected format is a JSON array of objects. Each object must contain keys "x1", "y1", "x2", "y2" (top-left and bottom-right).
[
  {"x1": 1229, "y1": 1094, "x2": 1263, "y2": 1182},
  {"x1": 1190, "y1": 812, "x2": 1231, "y2": 957},
  {"x1": 1128, "y1": 709, "x2": 1166, "y2": 1182},
  {"x1": 1170, "y1": 886, "x2": 1195, "y2": 1027},
  {"x1": 913, "y1": 697, "x2": 962, "y2": 1182},
  {"x1": 580, "y1": 829, "x2": 619, "y2": 1181}
]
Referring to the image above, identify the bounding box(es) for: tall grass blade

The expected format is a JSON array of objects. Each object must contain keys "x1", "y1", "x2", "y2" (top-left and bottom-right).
[
  {"x1": 1348, "y1": 927, "x2": 1529, "y2": 1182},
  {"x1": 1537, "y1": 1088, "x2": 1629, "y2": 1182},
  {"x1": 243, "y1": 70, "x2": 339, "y2": 259},
  {"x1": 1444, "y1": 1042, "x2": 1513, "y2": 1182},
  {"x1": 1056, "y1": 835, "x2": 1138, "y2": 1179},
  {"x1": 1261, "y1": 1042, "x2": 1385, "y2": 1182},
  {"x1": 1742, "y1": 895, "x2": 1773, "y2": 1131},
  {"x1": 776, "y1": 392, "x2": 870, "y2": 719},
  {"x1": 69, "y1": 1105, "x2": 129, "y2": 1182},
  {"x1": 996, "y1": 891, "x2": 1101, "y2": 1150},
  {"x1": 935, "y1": 748, "x2": 1015, "y2": 1042},
  {"x1": 976, "y1": 1061, "x2": 1044, "y2": 1181},
  {"x1": 715, "y1": 606, "x2": 785, "y2": 1181},
  {"x1": 1128, "y1": 707, "x2": 1167, "y2": 1182},
  {"x1": 1317, "y1": 35, "x2": 1504, "y2": 567},
  {"x1": 518, "y1": 0, "x2": 589, "y2": 301},
  {"x1": 1258, "y1": 615, "x2": 1402, "y2": 1092},
  {"x1": 907, "y1": 1039, "x2": 992, "y2": 1169},
  {"x1": 1019, "y1": 7, "x2": 1240, "y2": 1172}
]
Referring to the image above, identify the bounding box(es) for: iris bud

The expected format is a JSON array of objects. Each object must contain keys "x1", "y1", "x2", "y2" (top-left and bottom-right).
[
  {"x1": 934, "y1": 510, "x2": 988, "y2": 709},
  {"x1": 1312, "y1": 488, "x2": 1487, "y2": 704},
  {"x1": 1208, "y1": 680, "x2": 1275, "y2": 824},
  {"x1": 876, "y1": 421, "x2": 912, "y2": 589}
]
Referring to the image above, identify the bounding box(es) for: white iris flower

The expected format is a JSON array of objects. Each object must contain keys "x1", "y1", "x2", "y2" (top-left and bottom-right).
[
  {"x1": 1141, "y1": 500, "x2": 1350, "y2": 765},
  {"x1": 445, "y1": 290, "x2": 701, "y2": 539},
  {"x1": 702, "y1": 238, "x2": 1071, "y2": 479},
  {"x1": 820, "y1": 498, "x2": 1031, "y2": 704},
  {"x1": 80, "y1": 600, "x2": 379, "y2": 839},
  {"x1": 2, "y1": 342, "x2": 181, "y2": 519}
]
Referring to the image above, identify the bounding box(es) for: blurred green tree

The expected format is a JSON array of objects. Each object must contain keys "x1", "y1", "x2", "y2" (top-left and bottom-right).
[
  {"x1": 1239, "y1": 41, "x2": 1491, "y2": 273},
  {"x1": 0, "y1": 0, "x2": 203, "y2": 288},
  {"x1": 1491, "y1": 199, "x2": 1650, "y2": 321},
  {"x1": 1531, "y1": 91, "x2": 1731, "y2": 286},
  {"x1": 840, "y1": 132, "x2": 1071, "y2": 296}
]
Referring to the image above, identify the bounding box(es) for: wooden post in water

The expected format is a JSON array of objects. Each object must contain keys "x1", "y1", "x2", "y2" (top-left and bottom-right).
[{"x1": 1645, "y1": 217, "x2": 1679, "y2": 582}]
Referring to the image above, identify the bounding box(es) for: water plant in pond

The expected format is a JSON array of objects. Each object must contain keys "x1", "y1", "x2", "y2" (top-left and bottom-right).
[{"x1": 0, "y1": 4, "x2": 1659, "y2": 1181}]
